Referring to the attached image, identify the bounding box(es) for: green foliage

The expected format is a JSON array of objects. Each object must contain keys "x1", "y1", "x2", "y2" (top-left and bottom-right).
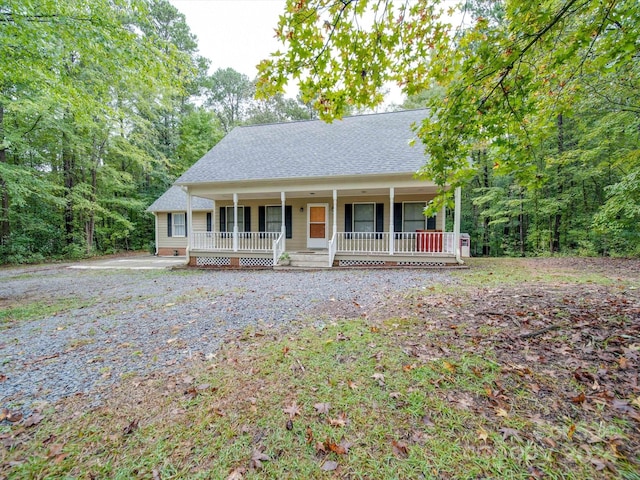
[
  {"x1": 0, "y1": 0, "x2": 227, "y2": 264},
  {"x1": 259, "y1": 0, "x2": 640, "y2": 256}
]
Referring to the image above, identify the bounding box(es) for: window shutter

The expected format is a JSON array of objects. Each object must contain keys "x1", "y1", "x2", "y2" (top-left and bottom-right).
[
  {"x1": 258, "y1": 206, "x2": 265, "y2": 232},
  {"x1": 219, "y1": 207, "x2": 226, "y2": 232},
  {"x1": 206, "y1": 212, "x2": 212, "y2": 232},
  {"x1": 244, "y1": 207, "x2": 251, "y2": 232},
  {"x1": 394, "y1": 203, "x2": 402, "y2": 237},
  {"x1": 184, "y1": 214, "x2": 188, "y2": 236},
  {"x1": 375, "y1": 203, "x2": 384, "y2": 232},
  {"x1": 344, "y1": 204, "x2": 352, "y2": 239},
  {"x1": 285, "y1": 205, "x2": 292, "y2": 239},
  {"x1": 167, "y1": 213, "x2": 172, "y2": 237},
  {"x1": 344, "y1": 204, "x2": 352, "y2": 232},
  {"x1": 427, "y1": 215, "x2": 437, "y2": 230}
]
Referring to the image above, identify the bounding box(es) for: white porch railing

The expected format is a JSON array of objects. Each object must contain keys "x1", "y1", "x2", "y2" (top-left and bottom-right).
[
  {"x1": 191, "y1": 231, "x2": 455, "y2": 257},
  {"x1": 191, "y1": 232, "x2": 281, "y2": 252},
  {"x1": 328, "y1": 232, "x2": 337, "y2": 267},
  {"x1": 273, "y1": 232, "x2": 285, "y2": 266},
  {"x1": 336, "y1": 232, "x2": 455, "y2": 255}
]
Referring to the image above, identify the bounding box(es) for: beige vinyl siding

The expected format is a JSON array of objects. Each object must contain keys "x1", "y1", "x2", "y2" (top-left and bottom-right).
[
  {"x1": 157, "y1": 211, "x2": 210, "y2": 250},
  {"x1": 207, "y1": 194, "x2": 439, "y2": 251}
]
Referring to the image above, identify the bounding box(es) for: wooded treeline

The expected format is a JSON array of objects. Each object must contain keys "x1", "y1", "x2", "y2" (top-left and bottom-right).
[
  {"x1": 2, "y1": 0, "x2": 638, "y2": 263},
  {"x1": 0, "y1": 0, "x2": 314, "y2": 263},
  {"x1": 258, "y1": 0, "x2": 639, "y2": 258}
]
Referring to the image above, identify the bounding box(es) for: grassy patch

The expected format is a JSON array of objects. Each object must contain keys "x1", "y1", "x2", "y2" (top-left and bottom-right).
[
  {"x1": 0, "y1": 298, "x2": 93, "y2": 326},
  {"x1": 2, "y1": 259, "x2": 639, "y2": 479},
  {"x1": 3, "y1": 314, "x2": 638, "y2": 479}
]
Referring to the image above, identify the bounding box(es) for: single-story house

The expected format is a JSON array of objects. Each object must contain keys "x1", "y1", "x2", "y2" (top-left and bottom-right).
[{"x1": 148, "y1": 109, "x2": 465, "y2": 268}]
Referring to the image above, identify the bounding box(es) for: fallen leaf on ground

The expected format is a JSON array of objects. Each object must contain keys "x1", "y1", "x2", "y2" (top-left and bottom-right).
[
  {"x1": 494, "y1": 407, "x2": 509, "y2": 418},
  {"x1": 286, "y1": 419, "x2": 293, "y2": 430},
  {"x1": 250, "y1": 449, "x2": 270, "y2": 470},
  {"x1": 23, "y1": 413, "x2": 45, "y2": 428},
  {"x1": 328, "y1": 412, "x2": 348, "y2": 427},
  {"x1": 392, "y1": 440, "x2": 409, "y2": 458},
  {"x1": 326, "y1": 441, "x2": 347, "y2": 455},
  {"x1": 123, "y1": 419, "x2": 139, "y2": 435},
  {"x1": 571, "y1": 392, "x2": 586, "y2": 404},
  {"x1": 306, "y1": 426, "x2": 314, "y2": 444},
  {"x1": 314, "y1": 402, "x2": 330, "y2": 415},
  {"x1": 477, "y1": 427, "x2": 489, "y2": 442},
  {"x1": 499, "y1": 427, "x2": 521, "y2": 441},
  {"x1": 226, "y1": 467, "x2": 246, "y2": 479},
  {"x1": 443, "y1": 360, "x2": 457, "y2": 373},
  {"x1": 283, "y1": 401, "x2": 301, "y2": 419},
  {"x1": 372, "y1": 373, "x2": 385, "y2": 386},
  {"x1": 321, "y1": 460, "x2": 338, "y2": 471},
  {"x1": 347, "y1": 380, "x2": 358, "y2": 390}
]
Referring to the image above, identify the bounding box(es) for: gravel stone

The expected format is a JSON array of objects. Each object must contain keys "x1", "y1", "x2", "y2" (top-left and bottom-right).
[{"x1": 0, "y1": 265, "x2": 456, "y2": 414}]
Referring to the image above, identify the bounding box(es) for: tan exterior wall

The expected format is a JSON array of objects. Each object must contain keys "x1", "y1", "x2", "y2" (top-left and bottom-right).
[
  {"x1": 156, "y1": 211, "x2": 210, "y2": 255},
  {"x1": 211, "y1": 194, "x2": 441, "y2": 252}
]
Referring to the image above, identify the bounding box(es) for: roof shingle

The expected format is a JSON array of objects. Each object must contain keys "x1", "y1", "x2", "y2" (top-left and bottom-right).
[{"x1": 175, "y1": 109, "x2": 428, "y2": 185}]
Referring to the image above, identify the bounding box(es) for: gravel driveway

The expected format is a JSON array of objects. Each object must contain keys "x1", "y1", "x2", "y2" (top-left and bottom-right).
[{"x1": 1, "y1": 263, "x2": 456, "y2": 414}]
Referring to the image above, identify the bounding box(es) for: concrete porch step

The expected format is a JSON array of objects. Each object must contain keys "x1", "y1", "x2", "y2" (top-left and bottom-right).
[{"x1": 288, "y1": 251, "x2": 331, "y2": 268}]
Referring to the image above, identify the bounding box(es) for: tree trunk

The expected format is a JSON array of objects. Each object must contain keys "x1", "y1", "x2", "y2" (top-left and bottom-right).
[
  {"x1": 519, "y1": 187, "x2": 525, "y2": 257},
  {"x1": 482, "y1": 152, "x2": 491, "y2": 256},
  {"x1": 0, "y1": 103, "x2": 9, "y2": 245},
  {"x1": 551, "y1": 113, "x2": 563, "y2": 253},
  {"x1": 62, "y1": 127, "x2": 75, "y2": 247}
]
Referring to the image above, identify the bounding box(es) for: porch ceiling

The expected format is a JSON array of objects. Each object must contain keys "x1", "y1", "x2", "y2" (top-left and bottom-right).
[{"x1": 190, "y1": 185, "x2": 442, "y2": 201}]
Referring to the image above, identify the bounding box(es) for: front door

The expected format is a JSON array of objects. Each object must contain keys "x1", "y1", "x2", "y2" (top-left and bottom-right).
[{"x1": 307, "y1": 203, "x2": 328, "y2": 249}]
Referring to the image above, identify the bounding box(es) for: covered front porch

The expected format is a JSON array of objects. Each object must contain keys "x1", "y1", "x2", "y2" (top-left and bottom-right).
[{"x1": 183, "y1": 180, "x2": 463, "y2": 268}]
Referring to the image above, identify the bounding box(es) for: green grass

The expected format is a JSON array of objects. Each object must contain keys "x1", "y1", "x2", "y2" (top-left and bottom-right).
[
  {"x1": 2, "y1": 259, "x2": 638, "y2": 479},
  {"x1": 0, "y1": 297, "x2": 94, "y2": 326},
  {"x1": 3, "y1": 315, "x2": 637, "y2": 479}
]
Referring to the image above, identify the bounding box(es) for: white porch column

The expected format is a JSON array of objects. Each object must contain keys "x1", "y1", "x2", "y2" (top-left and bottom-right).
[
  {"x1": 233, "y1": 193, "x2": 238, "y2": 252},
  {"x1": 389, "y1": 187, "x2": 395, "y2": 255},
  {"x1": 281, "y1": 191, "x2": 286, "y2": 250},
  {"x1": 212, "y1": 200, "x2": 216, "y2": 233},
  {"x1": 454, "y1": 186, "x2": 462, "y2": 263},
  {"x1": 186, "y1": 190, "x2": 193, "y2": 257},
  {"x1": 153, "y1": 212, "x2": 159, "y2": 255},
  {"x1": 332, "y1": 189, "x2": 337, "y2": 237}
]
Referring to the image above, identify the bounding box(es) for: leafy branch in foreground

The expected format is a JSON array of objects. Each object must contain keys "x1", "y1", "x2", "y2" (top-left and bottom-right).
[{"x1": 257, "y1": 0, "x2": 639, "y2": 193}]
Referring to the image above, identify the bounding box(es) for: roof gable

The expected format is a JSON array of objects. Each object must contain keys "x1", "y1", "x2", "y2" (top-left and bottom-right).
[
  {"x1": 175, "y1": 109, "x2": 428, "y2": 185},
  {"x1": 147, "y1": 186, "x2": 214, "y2": 213}
]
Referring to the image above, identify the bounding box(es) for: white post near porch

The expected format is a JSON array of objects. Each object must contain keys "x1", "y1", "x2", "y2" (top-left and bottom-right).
[
  {"x1": 281, "y1": 191, "x2": 286, "y2": 251},
  {"x1": 186, "y1": 189, "x2": 192, "y2": 258},
  {"x1": 454, "y1": 186, "x2": 462, "y2": 263},
  {"x1": 389, "y1": 187, "x2": 395, "y2": 255},
  {"x1": 212, "y1": 200, "x2": 216, "y2": 233},
  {"x1": 233, "y1": 193, "x2": 238, "y2": 252},
  {"x1": 332, "y1": 189, "x2": 337, "y2": 238}
]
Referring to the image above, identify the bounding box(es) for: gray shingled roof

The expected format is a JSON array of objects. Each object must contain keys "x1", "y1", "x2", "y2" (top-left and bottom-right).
[
  {"x1": 175, "y1": 109, "x2": 428, "y2": 185},
  {"x1": 147, "y1": 186, "x2": 214, "y2": 213}
]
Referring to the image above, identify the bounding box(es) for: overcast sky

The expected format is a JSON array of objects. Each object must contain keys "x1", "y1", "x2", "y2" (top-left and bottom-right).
[
  {"x1": 169, "y1": 0, "x2": 288, "y2": 80},
  {"x1": 169, "y1": 0, "x2": 405, "y2": 104}
]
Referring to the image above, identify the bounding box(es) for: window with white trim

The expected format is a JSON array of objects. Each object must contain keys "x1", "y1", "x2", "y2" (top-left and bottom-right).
[
  {"x1": 225, "y1": 206, "x2": 244, "y2": 232},
  {"x1": 403, "y1": 202, "x2": 427, "y2": 232},
  {"x1": 172, "y1": 212, "x2": 186, "y2": 237},
  {"x1": 353, "y1": 203, "x2": 375, "y2": 233},
  {"x1": 266, "y1": 206, "x2": 282, "y2": 233}
]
